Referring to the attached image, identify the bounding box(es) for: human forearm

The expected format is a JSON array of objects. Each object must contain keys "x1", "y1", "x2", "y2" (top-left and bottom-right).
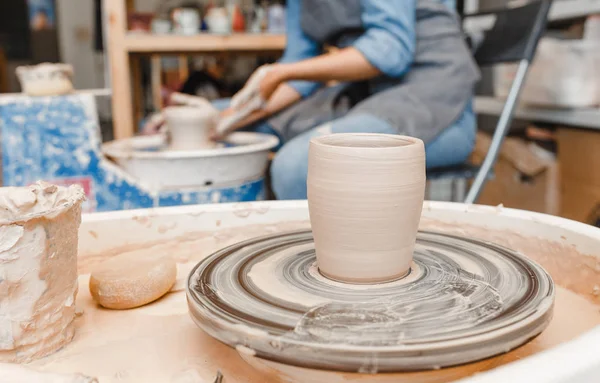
[
  {"x1": 220, "y1": 83, "x2": 301, "y2": 132},
  {"x1": 273, "y1": 47, "x2": 382, "y2": 84}
]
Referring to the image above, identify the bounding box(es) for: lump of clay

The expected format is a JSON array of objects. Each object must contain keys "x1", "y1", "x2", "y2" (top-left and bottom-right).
[
  {"x1": 0, "y1": 182, "x2": 85, "y2": 363},
  {"x1": 16, "y1": 63, "x2": 74, "y2": 97},
  {"x1": 89, "y1": 253, "x2": 177, "y2": 310}
]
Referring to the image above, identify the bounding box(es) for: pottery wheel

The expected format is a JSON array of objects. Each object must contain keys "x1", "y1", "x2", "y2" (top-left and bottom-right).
[{"x1": 187, "y1": 229, "x2": 555, "y2": 372}]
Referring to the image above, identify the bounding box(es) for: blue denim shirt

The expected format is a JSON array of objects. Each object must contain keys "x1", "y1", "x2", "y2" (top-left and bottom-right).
[{"x1": 280, "y1": 0, "x2": 457, "y2": 98}]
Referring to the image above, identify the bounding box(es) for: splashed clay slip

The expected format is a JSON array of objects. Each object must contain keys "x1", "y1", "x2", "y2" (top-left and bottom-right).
[
  {"x1": 163, "y1": 105, "x2": 218, "y2": 150},
  {"x1": 0, "y1": 182, "x2": 85, "y2": 363},
  {"x1": 307, "y1": 133, "x2": 426, "y2": 283}
]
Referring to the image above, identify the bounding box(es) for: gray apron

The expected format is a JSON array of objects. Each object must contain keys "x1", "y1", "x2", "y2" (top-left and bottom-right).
[{"x1": 268, "y1": 0, "x2": 480, "y2": 144}]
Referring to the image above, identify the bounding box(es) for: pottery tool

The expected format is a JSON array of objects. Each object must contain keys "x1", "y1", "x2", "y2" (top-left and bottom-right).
[
  {"x1": 213, "y1": 371, "x2": 224, "y2": 383},
  {"x1": 187, "y1": 229, "x2": 554, "y2": 372}
]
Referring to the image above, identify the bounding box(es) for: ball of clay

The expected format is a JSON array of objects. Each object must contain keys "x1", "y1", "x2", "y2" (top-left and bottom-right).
[{"x1": 89, "y1": 253, "x2": 177, "y2": 310}]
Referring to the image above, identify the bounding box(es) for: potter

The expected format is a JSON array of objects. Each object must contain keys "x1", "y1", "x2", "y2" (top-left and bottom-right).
[
  {"x1": 209, "y1": 0, "x2": 478, "y2": 201},
  {"x1": 307, "y1": 133, "x2": 426, "y2": 283}
]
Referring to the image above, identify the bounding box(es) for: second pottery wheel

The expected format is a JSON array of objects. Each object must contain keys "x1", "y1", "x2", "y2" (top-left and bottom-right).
[
  {"x1": 102, "y1": 132, "x2": 278, "y2": 190},
  {"x1": 187, "y1": 229, "x2": 555, "y2": 372}
]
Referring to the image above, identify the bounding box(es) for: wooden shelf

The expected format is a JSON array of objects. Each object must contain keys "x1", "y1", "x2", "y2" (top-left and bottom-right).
[
  {"x1": 125, "y1": 33, "x2": 286, "y2": 53},
  {"x1": 105, "y1": 0, "x2": 287, "y2": 139},
  {"x1": 0, "y1": 47, "x2": 7, "y2": 93}
]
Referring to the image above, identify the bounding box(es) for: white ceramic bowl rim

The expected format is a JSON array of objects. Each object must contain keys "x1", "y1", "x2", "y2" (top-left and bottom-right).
[{"x1": 102, "y1": 131, "x2": 279, "y2": 159}]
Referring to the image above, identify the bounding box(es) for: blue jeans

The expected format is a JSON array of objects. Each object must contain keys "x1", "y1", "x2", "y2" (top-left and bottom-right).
[{"x1": 213, "y1": 99, "x2": 475, "y2": 200}]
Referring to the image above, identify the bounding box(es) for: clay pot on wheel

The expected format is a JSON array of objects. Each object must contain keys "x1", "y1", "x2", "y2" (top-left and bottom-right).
[
  {"x1": 163, "y1": 106, "x2": 217, "y2": 150},
  {"x1": 307, "y1": 133, "x2": 426, "y2": 283}
]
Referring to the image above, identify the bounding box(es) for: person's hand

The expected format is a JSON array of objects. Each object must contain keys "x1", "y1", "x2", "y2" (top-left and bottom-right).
[
  {"x1": 230, "y1": 65, "x2": 273, "y2": 111},
  {"x1": 141, "y1": 112, "x2": 165, "y2": 135},
  {"x1": 258, "y1": 67, "x2": 285, "y2": 102},
  {"x1": 210, "y1": 108, "x2": 236, "y2": 140},
  {"x1": 214, "y1": 65, "x2": 288, "y2": 138}
]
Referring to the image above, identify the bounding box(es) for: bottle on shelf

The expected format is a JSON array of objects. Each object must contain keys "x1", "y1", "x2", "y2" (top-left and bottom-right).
[
  {"x1": 228, "y1": 0, "x2": 246, "y2": 32},
  {"x1": 205, "y1": 0, "x2": 231, "y2": 34},
  {"x1": 267, "y1": 0, "x2": 286, "y2": 33},
  {"x1": 247, "y1": 0, "x2": 268, "y2": 33}
]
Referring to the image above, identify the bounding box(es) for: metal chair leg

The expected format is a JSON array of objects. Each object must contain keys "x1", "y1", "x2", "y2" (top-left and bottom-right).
[
  {"x1": 452, "y1": 178, "x2": 467, "y2": 202},
  {"x1": 465, "y1": 59, "x2": 530, "y2": 204}
]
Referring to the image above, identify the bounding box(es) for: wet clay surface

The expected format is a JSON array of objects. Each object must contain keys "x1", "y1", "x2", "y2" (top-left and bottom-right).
[
  {"x1": 30, "y1": 220, "x2": 600, "y2": 382},
  {"x1": 420, "y1": 218, "x2": 600, "y2": 305},
  {"x1": 187, "y1": 229, "x2": 555, "y2": 371}
]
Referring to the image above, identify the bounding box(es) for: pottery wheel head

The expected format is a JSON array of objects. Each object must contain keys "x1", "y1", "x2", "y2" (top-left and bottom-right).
[{"x1": 186, "y1": 230, "x2": 554, "y2": 372}]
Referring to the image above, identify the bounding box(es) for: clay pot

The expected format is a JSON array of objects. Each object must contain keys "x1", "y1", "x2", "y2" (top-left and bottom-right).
[
  {"x1": 163, "y1": 106, "x2": 217, "y2": 150},
  {"x1": 172, "y1": 8, "x2": 200, "y2": 35},
  {"x1": 307, "y1": 133, "x2": 426, "y2": 283},
  {"x1": 16, "y1": 63, "x2": 74, "y2": 97},
  {"x1": 205, "y1": 7, "x2": 231, "y2": 34},
  {"x1": 0, "y1": 182, "x2": 85, "y2": 362}
]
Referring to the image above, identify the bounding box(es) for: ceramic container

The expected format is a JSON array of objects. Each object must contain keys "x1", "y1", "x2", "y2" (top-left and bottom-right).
[
  {"x1": 102, "y1": 132, "x2": 279, "y2": 189},
  {"x1": 151, "y1": 18, "x2": 172, "y2": 34},
  {"x1": 0, "y1": 182, "x2": 85, "y2": 362},
  {"x1": 307, "y1": 133, "x2": 426, "y2": 283},
  {"x1": 163, "y1": 106, "x2": 217, "y2": 150},
  {"x1": 205, "y1": 7, "x2": 231, "y2": 34},
  {"x1": 172, "y1": 8, "x2": 200, "y2": 35},
  {"x1": 16, "y1": 63, "x2": 74, "y2": 97},
  {"x1": 267, "y1": 3, "x2": 286, "y2": 33}
]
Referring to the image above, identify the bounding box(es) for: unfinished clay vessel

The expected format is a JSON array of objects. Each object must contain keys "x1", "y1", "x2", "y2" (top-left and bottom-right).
[
  {"x1": 0, "y1": 182, "x2": 85, "y2": 362},
  {"x1": 307, "y1": 133, "x2": 426, "y2": 283},
  {"x1": 163, "y1": 105, "x2": 217, "y2": 150},
  {"x1": 16, "y1": 63, "x2": 74, "y2": 96}
]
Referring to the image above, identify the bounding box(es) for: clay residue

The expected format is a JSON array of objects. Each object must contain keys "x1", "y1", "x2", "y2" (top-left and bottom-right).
[
  {"x1": 0, "y1": 181, "x2": 85, "y2": 224},
  {"x1": 25, "y1": 220, "x2": 600, "y2": 383},
  {"x1": 196, "y1": 229, "x2": 555, "y2": 372},
  {"x1": 420, "y1": 218, "x2": 600, "y2": 304},
  {"x1": 232, "y1": 203, "x2": 270, "y2": 218},
  {"x1": 78, "y1": 221, "x2": 311, "y2": 276},
  {"x1": 0, "y1": 197, "x2": 83, "y2": 362}
]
